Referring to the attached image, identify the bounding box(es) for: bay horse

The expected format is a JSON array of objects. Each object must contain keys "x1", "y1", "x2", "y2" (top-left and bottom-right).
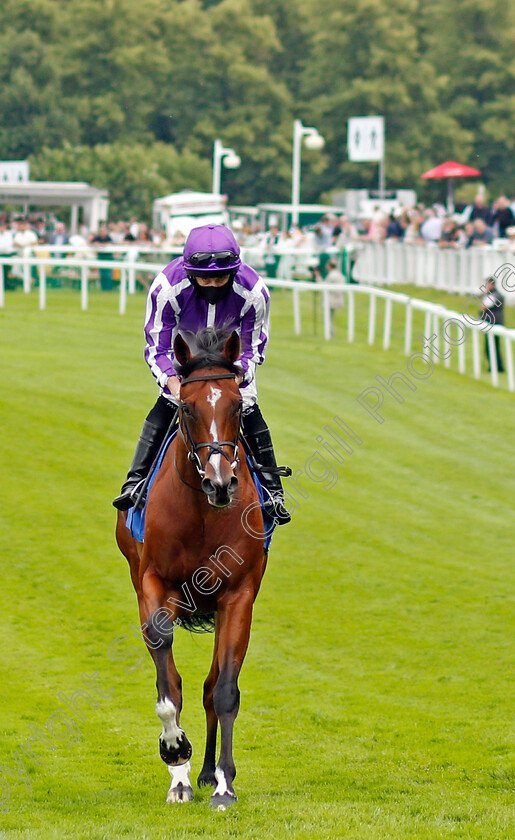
[{"x1": 115, "y1": 328, "x2": 269, "y2": 810}]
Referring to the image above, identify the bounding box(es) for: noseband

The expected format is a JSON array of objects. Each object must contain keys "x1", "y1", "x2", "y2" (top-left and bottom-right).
[{"x1": 179, "y1": 373, "x2": 241, "y2": 480}]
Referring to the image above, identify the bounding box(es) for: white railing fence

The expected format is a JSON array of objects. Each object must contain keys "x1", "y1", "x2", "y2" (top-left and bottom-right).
[
  {"x1": 272, "y1": 279, "x2": 514, "y2": 393},
  {"x1": 0, "y1": 254, "x2": 513, "y2": 392},
  {"x1": 352, "y1": 240, "x2": 515, "y2": 298}
]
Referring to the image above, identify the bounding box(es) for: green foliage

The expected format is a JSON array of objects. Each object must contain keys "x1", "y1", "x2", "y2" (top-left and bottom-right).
[
  {"x1": 0, "y1": 0, "x2": 513, "y2": 207},
  {"x1": 30, "y1": 143, "x2": 212, "y2": 220}
]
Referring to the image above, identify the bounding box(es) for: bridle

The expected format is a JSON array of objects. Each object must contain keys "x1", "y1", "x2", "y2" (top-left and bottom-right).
[{"x1": 178, "y1": 372, "x2": 242, "y2": 481}]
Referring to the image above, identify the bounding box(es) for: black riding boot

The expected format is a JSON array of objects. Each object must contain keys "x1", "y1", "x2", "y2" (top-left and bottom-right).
[
  {"x1": 112, "y1": 397, "x2": 176, "y2": 511},
  {"x1": 241, "y1": 405, "x2": 292, "y2": 525}
]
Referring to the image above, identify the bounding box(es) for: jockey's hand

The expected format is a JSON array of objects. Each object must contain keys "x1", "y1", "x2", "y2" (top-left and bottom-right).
[
  {"x1": 235, "y1": 373, "x2": 244, "y2": 386},
  {"x1": 166, "y1": 376, "x2": 181, "y2": 400}
]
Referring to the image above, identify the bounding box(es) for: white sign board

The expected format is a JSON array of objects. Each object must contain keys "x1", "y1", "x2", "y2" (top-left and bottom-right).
[
  {"x1": 347, "y1": 117, "x2": 384, "y2": 162},
  {"x1": 0, "y1": 161, "x2": 30, "y2": 183}
]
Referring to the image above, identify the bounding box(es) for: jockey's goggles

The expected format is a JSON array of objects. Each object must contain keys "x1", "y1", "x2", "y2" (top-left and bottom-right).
[{"x1": 188, "y1": 250, "x2": 238, "y2": 269}]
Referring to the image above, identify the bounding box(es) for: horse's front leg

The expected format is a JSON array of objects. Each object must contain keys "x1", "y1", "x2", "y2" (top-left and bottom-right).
[
  {"x1": 162, "y1": 652, "x2": 194, "y2": 803},
  {"x1": 197, "y1": 615, "x2": 220, "y2": 789},
  {"x1": 210, "y1": 591, "x2": 254, "y2": 811},
  {"x1": 139, "y1": 578, "x2": 193, "y2": 802}
]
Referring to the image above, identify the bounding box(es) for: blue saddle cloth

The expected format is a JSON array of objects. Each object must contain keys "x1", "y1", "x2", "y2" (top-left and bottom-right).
[{"x1": 126, "y1": 433, "x2": 276, "y2": 551}]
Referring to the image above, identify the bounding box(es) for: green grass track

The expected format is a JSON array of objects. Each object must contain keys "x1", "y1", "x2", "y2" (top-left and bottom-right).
[{"x1": 0, "y1": 288, "x2": 513, "y2": 839}]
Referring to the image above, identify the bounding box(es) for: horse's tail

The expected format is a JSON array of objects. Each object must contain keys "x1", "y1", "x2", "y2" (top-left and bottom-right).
[{"x1": 179, "y1": 612, "x2": 216, "y2": 633}]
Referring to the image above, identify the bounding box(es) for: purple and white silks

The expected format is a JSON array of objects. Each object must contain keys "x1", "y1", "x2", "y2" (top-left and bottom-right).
[{"x1": 144, "y1": 257, "x2": 270, "y2": 407}]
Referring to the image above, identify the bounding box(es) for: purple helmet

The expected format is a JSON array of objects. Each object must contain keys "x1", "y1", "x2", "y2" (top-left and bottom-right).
[{"x1": 183, "y1": 224, "x2": 241, "y2": 276}]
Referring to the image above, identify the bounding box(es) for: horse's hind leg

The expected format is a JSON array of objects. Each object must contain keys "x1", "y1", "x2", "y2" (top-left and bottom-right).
[
  {"x1": 210, "y1": 592, "x2": 254, "y2": 811},
  {"x1": 197, "y1": 616, "x2": 220, "y2": 789}
]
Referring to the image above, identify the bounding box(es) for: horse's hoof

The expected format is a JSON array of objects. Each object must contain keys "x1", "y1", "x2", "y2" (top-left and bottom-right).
[
  {"x1": 197, "y1": 770, "x2": 216, "y2": 788},
  {"x1": 209, "y1": 792, "x2": 237, "y2": 811},
  {"x1": 159, "y1": 732, "x2": 192, "y2": 765},
  {"x1": 167, "y1": 782, "x2": 194, "y2": 803}
]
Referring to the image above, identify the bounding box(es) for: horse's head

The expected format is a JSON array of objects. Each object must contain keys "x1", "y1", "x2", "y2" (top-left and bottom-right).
[{"x1": 174, "y1": 329, "x2": 242, "y2": 508}]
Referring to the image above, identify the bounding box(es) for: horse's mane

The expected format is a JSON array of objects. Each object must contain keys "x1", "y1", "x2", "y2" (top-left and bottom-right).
[{"x1": 175, "y1": 327, "x2": 240, "y2": 379}]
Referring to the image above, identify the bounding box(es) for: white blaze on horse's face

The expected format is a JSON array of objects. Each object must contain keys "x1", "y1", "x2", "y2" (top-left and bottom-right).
[
  {"x1": 209, "y1": 417, "x2": 222, "y2": 485},
  {"x1": 207, "y1": 387, "x2": 223, "y2": 484},
  {"x1": 207, "y1": 386, "x2": 222, "y2": 408}
]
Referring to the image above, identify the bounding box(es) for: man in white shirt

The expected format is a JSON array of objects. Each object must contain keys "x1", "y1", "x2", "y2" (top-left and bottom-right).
[
  {"x1": 420, "y1": 209, "x2": 443, "y2": 242},
  {"x1": 0, "y1": 218, "x2": 14, "y2": 253},
  {"x1": 13, "y1": 217, "x2": 38, "y2": 283},
  {"x1": 0, "y1": 218, "x2": 15, "y2": 287},
  {"x1": 13, "y1": 217, "x2": 38, "y2": 249}
]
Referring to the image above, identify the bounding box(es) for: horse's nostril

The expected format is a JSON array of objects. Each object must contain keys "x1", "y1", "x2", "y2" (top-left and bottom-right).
[
  {"x1": 202, "y1": 478, "x2": 215, "y2": 495},
  {"x1": 229, "y1": 476, "x2": 238, "y2": 494}
]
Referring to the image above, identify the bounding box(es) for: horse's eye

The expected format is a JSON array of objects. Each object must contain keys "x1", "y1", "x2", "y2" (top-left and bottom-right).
[{"x1": 182, "y1": 404, "x2": 193, "y2": 417}]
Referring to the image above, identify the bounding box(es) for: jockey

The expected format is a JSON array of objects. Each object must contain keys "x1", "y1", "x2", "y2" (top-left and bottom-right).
[{"x1": 113, "y1": 223, "x2": 291, "y2": 524}]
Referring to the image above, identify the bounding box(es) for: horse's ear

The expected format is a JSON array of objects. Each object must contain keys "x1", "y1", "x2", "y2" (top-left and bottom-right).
[
  {"x1": 224, "y1": 331, "x2": 240, "y2": 364},
  {"x1": 174, "y1": 334, "x2": 192, "y2": 367}
]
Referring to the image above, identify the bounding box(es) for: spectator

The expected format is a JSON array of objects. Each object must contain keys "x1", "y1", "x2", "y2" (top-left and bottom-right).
[
  {"x1": 69, "y1": 231, "x2": 93, "y2": 259},
  {"x1": 90, "y1": 223, "x2": 114, "y2": 290},
  {"x1": 0, "y1": 217, "x2": 15, "y2": 288},
  {"x1": 314, "y1": 214, "x2": 336, "y2": 250},
  {"x1": 14, "y1": 217, "x2": 38, "y2": 250},
  {"x1": 0, "y1": 217, "x2": 14, "y2": 252},
  {"x1": 438, "y1": 218, "x2": 465, "y2": 247},
  {"x1": 50, "y1": 221, "x2": 69, "y2": 259},
  {"x1": 171, "y1": 230, "x2": 186, "y2": 247},
  {"x1": 480, "y1": 278, "x2": 504, "y2": 373},
  {"x1": 403, "y1": 209, "x2": 424, "y2": 243},
  {"x1": 33, "y1": 218, "x2": 47, "y2": 241},
  {"x1": 334, "y1": 215, "x2": 359, "y2": 248},
  {"x1": 129, "y1": 217, "x2": 140, "y2": 239},
  {"x1": 463, "y1": 220, "x2": 476, "y2": 248},
  {"x1": 491, "y1": 196, "x2": 515, "y2": 238},
  {"x1": 12, "y1": 217, "x2": 38, "y2": 285},
  {"x1": 318, "y1": 258, "x2": 345, "y2": 336},
  {"x1": 110, "y1": 221, "x2": 129, "y2": 244},
  {"x1": 137, "y1": 222, "x2": 153, "y2": 243},
  {"x1": 469, "y1": 194, "x2": 492, "y2": 226},
  {"x1": 289, "y1": 224, "x2": 306, "y2": 247},
  {"x1": 370, "y1": 209, "x2": 387, "y2": 242},
  {"x1": 470, "y1": 218, "x2": 494, "y2": 246},
  {"x1": 89, "y1": 222, "x2": 112, "y2": 246},
  {"x1": 420, "y1": 208, "x2": 442, "y2": 243},
  {"x1": 386, "y1": 211, "x2": 405, "y2": 240},
  {"x1": 262, "y1": 224, "x2": 284, "y2": 278}
]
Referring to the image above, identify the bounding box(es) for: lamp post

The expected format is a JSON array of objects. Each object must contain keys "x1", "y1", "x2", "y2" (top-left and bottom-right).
[
  {"x1": 212, "y1": 139, "x2": 241, "y2": 195},
  {"x1": 291, "y1": 119, "x2": 325, "y2": 226}
]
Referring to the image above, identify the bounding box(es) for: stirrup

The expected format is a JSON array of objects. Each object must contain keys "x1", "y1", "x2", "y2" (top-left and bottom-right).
[
  {"x1": 113, "y1": 478, "x2": 146, "y2": 511},
  {"x1": 264, "y1": 492, "x2": 292, "y2": 526},
  {"x1": 130, "y1": 478, "x2": 147, "y2": 510}
]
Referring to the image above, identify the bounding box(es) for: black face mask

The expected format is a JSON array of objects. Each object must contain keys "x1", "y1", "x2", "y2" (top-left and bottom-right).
[{"x1": 190, "y1": 275, "x2": 234, "y2": 304}]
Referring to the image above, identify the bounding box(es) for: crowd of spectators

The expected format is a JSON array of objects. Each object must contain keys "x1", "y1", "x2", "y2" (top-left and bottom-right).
[
  {"x1": 1, "y1": 193, "x2": 514, "y2": 290},
  {"x1": 232, "y1": 194, "x2": 515, "y2": 253},
  {"x1": 337, "y1": 194, "x2": 515, "y2": 249},
  {"x1": 1, "y1": 192, "x2": 513, "y2": 261},
  {"x1": 0, "y1": 214, "x2": 181, "y2": 255}
]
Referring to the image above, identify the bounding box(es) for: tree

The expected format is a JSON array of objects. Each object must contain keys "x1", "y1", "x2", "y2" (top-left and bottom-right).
[
  {"x1": 296, "y1": 0, "x2": 473, "y2": 200},
  {"x1": 30, "y1": 143, "x2": 211, "y2": 221}
]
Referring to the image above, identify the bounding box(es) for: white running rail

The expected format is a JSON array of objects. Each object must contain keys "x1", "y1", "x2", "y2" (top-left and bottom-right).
[{"x1": 0, "y1": 253, "x2": 513, "y2": 392}]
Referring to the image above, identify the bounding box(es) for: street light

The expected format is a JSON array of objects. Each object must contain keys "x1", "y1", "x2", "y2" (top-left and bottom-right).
[
  {"x1": 291, "y1": 119, "x2": 325, "y2": 226},
  {"x1": 212, "y1": 139, "x2": 241, "y2": 195}
]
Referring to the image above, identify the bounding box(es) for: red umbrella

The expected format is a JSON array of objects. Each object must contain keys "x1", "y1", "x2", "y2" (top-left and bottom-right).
[{"x1": 421, "y1": 160, "x2": 481, "y2": 212}]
